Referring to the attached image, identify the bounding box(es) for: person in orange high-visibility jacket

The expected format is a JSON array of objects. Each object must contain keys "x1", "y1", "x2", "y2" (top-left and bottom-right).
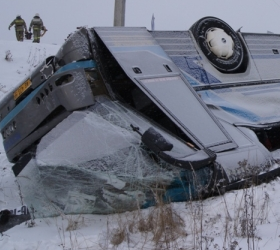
[
  {"x1": 29, "y1": 13, "x2": 47, "y2": 43},
  {"x1": 8, "y1": 15, "x2": 27, "y2": 42}
]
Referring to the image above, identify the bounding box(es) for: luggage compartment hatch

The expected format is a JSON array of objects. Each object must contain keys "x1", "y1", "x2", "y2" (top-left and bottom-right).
[
  {"x1": 137, "y1": 75, "x2": 236, "y2": 151},
  {"x1": 94, "y1": 27, "x2": 236, "y2": 152}
]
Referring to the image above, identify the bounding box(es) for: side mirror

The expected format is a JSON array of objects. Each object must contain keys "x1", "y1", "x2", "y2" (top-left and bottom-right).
[
  {"x1": 139, "y1": 126, "x2": 216, "y2": 170},
  {"x1": 141, "y1": 127, "x2": 173, "y2": 153}
]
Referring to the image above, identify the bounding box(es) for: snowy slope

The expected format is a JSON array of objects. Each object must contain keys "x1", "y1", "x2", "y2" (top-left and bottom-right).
[{"x1": 1, "y1": 41, "x2": 280, "y2": 250}]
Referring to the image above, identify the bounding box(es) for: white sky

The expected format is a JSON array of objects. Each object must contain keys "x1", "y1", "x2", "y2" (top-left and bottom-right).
[{"x1": 1, "y1": 0, "x2": 280, "y2": 44}]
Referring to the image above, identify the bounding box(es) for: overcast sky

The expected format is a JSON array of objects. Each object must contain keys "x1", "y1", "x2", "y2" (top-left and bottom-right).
[{"x1": 1, "y1": 0, "x2": 280, "y2": 45}]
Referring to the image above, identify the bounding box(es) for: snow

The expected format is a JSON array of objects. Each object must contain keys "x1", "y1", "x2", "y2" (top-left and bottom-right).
[{"x1": 2, "y1": 36, "x2": 280, "y2": 250}]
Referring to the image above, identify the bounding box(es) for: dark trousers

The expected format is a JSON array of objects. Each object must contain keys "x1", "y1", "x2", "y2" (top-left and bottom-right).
[
  {"x1": 15, "y1": 30, "x2": 24, "y2": 41},
  {"x1": 33, "y1": 29, "x2": 40, "y2": 43}
]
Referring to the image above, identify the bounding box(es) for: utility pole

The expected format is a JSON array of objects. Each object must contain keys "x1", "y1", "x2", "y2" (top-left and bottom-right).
[{"x1": 114, "y1": 0, "x2": 126, "y2": 26}]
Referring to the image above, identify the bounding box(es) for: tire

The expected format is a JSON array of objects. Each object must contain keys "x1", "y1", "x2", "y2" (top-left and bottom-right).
[{"x1": 190, "y1": 16, "x2": 248, "y2": 73}]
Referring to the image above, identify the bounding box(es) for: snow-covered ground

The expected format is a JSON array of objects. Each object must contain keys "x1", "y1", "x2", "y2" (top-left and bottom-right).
[{"x1": 2, "y1": 40, "x2": 280, "y2": 250}]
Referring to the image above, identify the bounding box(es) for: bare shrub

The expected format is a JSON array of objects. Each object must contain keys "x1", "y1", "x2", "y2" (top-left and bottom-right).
[
  {"x1": 149, "y1": 203, "x2": 186, "y2": 245},
  {"x1": 66, "y1": 215, "x2": 85, "y2": 231},
  {"x1": 101, "y1": 190, "x2": 186, "y2": 249},
  {"x1": 5, "y1": 50, "x2": 12, "y2": 61},
  {"x1": 110, "y1": 226, "x2": 126, "y2": 246}
]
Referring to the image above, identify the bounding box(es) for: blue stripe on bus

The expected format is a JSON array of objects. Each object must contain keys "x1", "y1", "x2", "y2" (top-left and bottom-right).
[
  {"x1": 55, "y1": 60, "x2": 96, "y2": 74},
  {"x1": 198, "y1": 90, "x2": 261, "y2": 122},
  {"x1": 0, "y1": 60, "x2": 96, "y2": 131}
]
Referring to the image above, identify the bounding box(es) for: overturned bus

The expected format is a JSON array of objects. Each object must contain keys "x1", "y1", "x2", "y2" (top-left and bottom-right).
[{"x1": 1, "y1": 16, "x2": 280, "y2": 216}]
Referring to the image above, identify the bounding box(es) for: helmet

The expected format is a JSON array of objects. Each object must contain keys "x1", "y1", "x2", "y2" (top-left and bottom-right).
[
  {"x1": 16, "y1": 14, "x2": 21, "y2": 18},
  {"x1": 35, "y1": 13, "x2": 40, "y2": 17}
]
